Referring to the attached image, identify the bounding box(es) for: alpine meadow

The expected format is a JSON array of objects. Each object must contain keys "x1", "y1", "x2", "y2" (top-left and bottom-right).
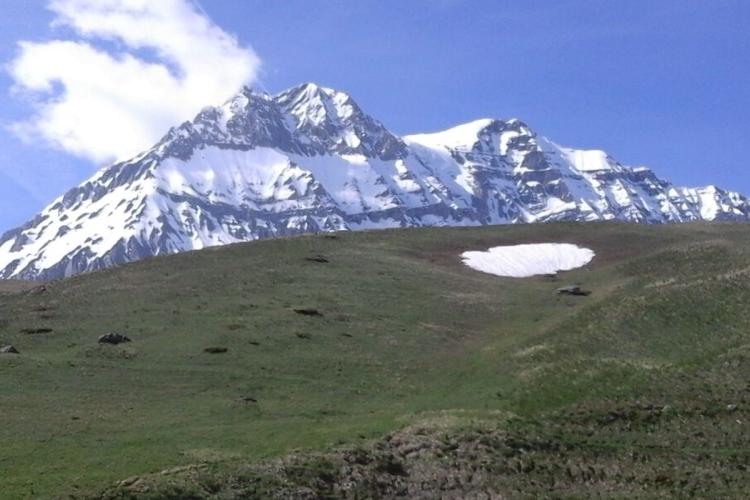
[{"x1": 1, "y1": 1, "x2": 749, "y2": 499}]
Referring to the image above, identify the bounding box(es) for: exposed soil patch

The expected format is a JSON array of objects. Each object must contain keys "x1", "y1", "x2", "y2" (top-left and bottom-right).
[
  {"x1": 20, "y1": 327, "x2": 53, "y2": 335},
  {"x1": 204, "y1": 347, "x2": 228, "y2": 354}
]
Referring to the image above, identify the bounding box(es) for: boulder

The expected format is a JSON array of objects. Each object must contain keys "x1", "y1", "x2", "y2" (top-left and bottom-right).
[
  {"x1": 98, "y1": 333, "x2": 132, "y2": 345},
  {"x1": 0, "y1": 345, "x2": 19, "y2": 354},
  {"x1": 556, "y1": 285, "x2": 590, "y2": 296}
]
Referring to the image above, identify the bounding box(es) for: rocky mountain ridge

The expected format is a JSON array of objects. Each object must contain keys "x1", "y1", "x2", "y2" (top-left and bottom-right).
[{"x1": 1, "y1": 82, "x2": 748, "y2": 280}]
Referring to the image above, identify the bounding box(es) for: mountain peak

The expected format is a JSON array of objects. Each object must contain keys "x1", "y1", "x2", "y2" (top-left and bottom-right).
[
  {"x1": 281, "y1": 81, "x2": 337, "y2": 98},
  {"x1": 274, "y1": 82, "x2": 360, "y2": 128}
]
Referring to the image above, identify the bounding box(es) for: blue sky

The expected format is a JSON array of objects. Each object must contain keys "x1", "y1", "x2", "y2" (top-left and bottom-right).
[{"x1": 0, "y1": 0, "x2": 748, "y2": 232}]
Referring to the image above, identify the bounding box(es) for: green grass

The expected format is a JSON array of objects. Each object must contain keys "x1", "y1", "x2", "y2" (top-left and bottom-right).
[{"x1": 1, "y1": 222, "x2": 750, "y2": 497}]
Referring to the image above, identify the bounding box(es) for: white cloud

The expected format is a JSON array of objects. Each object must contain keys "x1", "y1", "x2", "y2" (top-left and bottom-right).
[{"x1": 8, "y1": 0, "x2": 261, "y2": 163}]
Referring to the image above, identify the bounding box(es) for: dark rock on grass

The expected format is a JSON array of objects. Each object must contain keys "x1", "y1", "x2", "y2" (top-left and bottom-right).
[
  {"x1": 98, "y1": 333, "x2": 132, "y2": 345},
  {"x1": 204, "y1": 347, "x2": 228, "y2": 354},
  {"x1": 556, "y1": 285, "x2": 591, "y2": 296},
  {"x1": 20, "y1": 327, "x2": 53, "y2": 335},
  {"x1": 1, "y1": 345, "x2": 19, "y2": 354},
  {"x1": 296, "y1": 332, "x2": 312, "y2": 340},
  {"x1": 294, "y1": 308, "x2": 323, "y2": 317},
  {"x1": 305, "y1": 255, "x2": 329, "y2": 263},
  {"x1": 239, "y1": 397, "x2": 257, "y2": 403}
]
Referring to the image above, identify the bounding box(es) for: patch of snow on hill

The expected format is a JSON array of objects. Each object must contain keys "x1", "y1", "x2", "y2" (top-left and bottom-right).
[{"x1": 461, "y1": 243, "x2": 595, "y2": 278}]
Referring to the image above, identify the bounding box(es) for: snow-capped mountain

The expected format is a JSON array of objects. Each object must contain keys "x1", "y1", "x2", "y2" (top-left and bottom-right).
[{"x1": 1, "y1": 82, "x2": 748, "y2": 280}]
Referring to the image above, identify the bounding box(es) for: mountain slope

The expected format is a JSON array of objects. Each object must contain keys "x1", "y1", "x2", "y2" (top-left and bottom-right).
[
  {"x1": 2, "y1": 223, "x2": 750, "y2": 497},
  {"x1": 1, "y1": 83, "x2": 748, "y2": 280}
]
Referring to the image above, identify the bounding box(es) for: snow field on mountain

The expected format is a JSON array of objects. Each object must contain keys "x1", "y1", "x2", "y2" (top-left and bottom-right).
[
  {"x1": 2, "y1": 82, "x2": 749, "y2": 280},
  {"x1": 461, "y1": 243, "x2": 595, "y2": 278}
]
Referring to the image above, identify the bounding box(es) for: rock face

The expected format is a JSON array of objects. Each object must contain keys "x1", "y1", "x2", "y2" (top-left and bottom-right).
[
  {"x1": 1, "y1": 82, "x2": 748, "y2": 281},
  {"x1": 98, "y1": 333, "x2": 131, "y2": 345},
  {"x1": 0, "y1": 345, "x2": 19, "y2": 354}
]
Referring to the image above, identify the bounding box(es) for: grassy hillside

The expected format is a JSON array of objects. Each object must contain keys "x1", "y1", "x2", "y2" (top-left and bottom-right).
[
  {"x1": 0, "y1": 280, "x2": 38, "y2": 294},
  {"x1": 1, "y1": 223, "x2": 750, "y2": 498}
]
